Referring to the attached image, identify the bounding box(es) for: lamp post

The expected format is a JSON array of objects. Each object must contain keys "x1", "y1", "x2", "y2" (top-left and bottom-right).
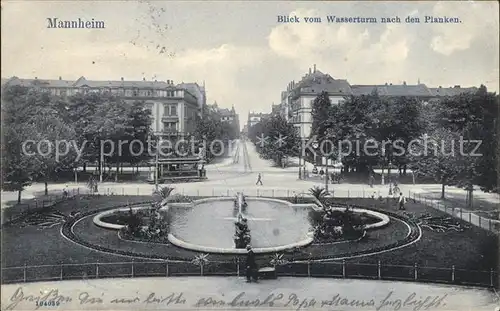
[
  {"x1": 298, "y1": 138, "x2": 304, "y2": 179},
  {"x1": 312, "y1": 141, "x2": 319, "y2": 166},
  {"x1": 99, "y1": 136, "x2": 103, "y2": 183},
  {"x1": 155, "y1": 137, "x2": 159, "y2": 191}
]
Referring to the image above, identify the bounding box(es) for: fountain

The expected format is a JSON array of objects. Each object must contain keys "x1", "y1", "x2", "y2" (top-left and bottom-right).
[
  {"x1": 164, "y1": 194, "x2": 317, "y2": 254},
  {"x1": 234, "y1": 192, "x2": 251, "y2": 248}
]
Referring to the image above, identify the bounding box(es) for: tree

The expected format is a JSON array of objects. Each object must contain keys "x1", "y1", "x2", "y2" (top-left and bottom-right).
[
  {"x1": 83, "y1": 96, "x2": 130, "y2": 180},
  {"x1": 434, "y1": 86, "x2": 499, "y2": 196},
  {"x1": 1, "y1": 86, "x2": 78, "y2": 199},
  {"x1": 409, "y1": 129, "x2": 467, "y2": 199},
  {"x1": 26, "y1": 109, "x2": 78, "y2": 195},
  {"x1": 194, "y1": 104, "x2": 232, "y2": 161},
  {"x1": 2, "y1": 125, "x2": 35, "y2": 203},
  {"x1": 65, "y1": 92, "x2": 102, "y2": 172},
  {"x1": 328, "y1": 93, "x2": 381, "y2": 175},
  {"x1": 120, "y1": 101, "x2": 153, "y2": 174},
  {"x1": 311, "y1": 91, "x2": 332, "y2": 138},
  {"x1": 249, "y1": 115, "x2": 299, "y2": 167}
]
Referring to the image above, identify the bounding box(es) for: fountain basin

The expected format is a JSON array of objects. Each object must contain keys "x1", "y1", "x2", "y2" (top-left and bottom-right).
[
  {"x1": 167, "y1": 197, "x2": 316, "y2": 254},
  {"x1": 93, "y1": 206, "x2": 152, "y2": 230}
]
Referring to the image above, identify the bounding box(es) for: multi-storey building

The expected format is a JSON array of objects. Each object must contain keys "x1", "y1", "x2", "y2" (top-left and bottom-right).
[
  {"x1": 206, "y1": 102, "x2": 240, "y2": 139},
  {"x1": 279, "y1": 66, "x2": 478, "y2": 139},
  {"x1": 247, "y1": 112, "x2": 271, "y2": 129},
  {"x1": 2, "y1": 76, "x2": 204, "y2": 138}
]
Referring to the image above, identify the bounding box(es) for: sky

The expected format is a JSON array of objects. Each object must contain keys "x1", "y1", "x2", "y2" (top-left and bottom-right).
[{"x1": 1, "y1": 1, "x2": 499, "y2": 126}]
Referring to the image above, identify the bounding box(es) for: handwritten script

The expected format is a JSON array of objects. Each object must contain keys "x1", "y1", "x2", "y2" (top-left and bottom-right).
[{"x1": 4, "y1": 286, "x2": 449, "y2": 311}]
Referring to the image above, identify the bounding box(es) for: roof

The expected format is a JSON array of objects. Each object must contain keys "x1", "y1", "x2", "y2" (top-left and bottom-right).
[
  {"x1": 428, "y1": 86, "x2": 478, "y2": 96},
  {"x1": 217, "y1": 108, "x2": 234, "y2": 116},
  {"x1": 74, "y1": 76, "x2": 171, "y2": 88},
  {"x1": 351, "y1": 84, "x2": 434, "y2": 97},
  {"x1": 249, "y1": 112, "x2": 270, "y2": 116},
  {"x1": 291, "y1": 69, "x2": 353, "y2": 95},
  {"x1": 5, "y1": 77, "x2": 75, "y2": 88},
  {"x1": 178, "y1": 82, "x2": 206, "y2": 94},
  {"x1": 3, "y1": 76, "x2": 175, "y2": 89}
]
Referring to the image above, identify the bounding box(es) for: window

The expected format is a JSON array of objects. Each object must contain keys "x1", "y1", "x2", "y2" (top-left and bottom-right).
[
  {"x1": 163, "y1": 122, "x2": 177, "y2": 131},
  {"x1": 164, "y1": 104, "x2": 177, "y2": 116},
  {"x1": 133, "y1": 89, "x2": 138, "y2": 96}
]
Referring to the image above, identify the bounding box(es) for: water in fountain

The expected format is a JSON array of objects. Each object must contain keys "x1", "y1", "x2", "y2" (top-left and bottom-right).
[{"x1": 169, "y1": 195, "x2": 312, "y2": 249}]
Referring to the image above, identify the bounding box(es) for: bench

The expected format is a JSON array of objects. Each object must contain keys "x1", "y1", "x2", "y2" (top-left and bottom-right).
[{"x1": 258, "y1": 267, "x2": 277, "y2": 279}]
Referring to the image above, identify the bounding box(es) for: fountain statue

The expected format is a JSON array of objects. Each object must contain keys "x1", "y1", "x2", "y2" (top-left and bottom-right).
[{"x1": 234, "y1": 192, "x2": 251, "y2": 248}]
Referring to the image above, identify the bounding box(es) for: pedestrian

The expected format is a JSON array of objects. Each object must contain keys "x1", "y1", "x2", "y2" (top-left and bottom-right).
[
  {"x1": 63, "y1": 185, "x2": 69, "y2": 198},
  {"x1": 398, "y1": 192, "x2": 406, "y2": 210},
  {"x1": 245, "y1": 245, "x2": 258, "y2": 282},
  {"x1": 369, "y1": 173, "x2": 374, "y2": 188},
  {"x1": 312, "y1": 166, "x2": 318, "y2": 175},
  {"x1": 256, "y1": 173, "x2": 263, "y2": 185}
]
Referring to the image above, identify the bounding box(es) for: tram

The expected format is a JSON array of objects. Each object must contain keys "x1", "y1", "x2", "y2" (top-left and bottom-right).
[{"x1": 147, "y1": 156, "x2": 206, "y2": 183}]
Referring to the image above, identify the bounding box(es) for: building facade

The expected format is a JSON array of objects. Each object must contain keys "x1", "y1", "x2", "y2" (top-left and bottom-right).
[
  {"x1": 2, "y1": 76, "x2": 204, "y2": 138},
  {"x1": 278, "y1": 65, "x2": 478, "y2": 139},
  {"x1": 207, "y1": 102, "x2": 240, "y2": 139},
  {"x1": 247, "y1": 112, "x2": 271, "y2": 129}
]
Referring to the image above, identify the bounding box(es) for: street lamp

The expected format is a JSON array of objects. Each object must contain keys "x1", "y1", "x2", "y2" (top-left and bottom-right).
[
  {"x1": 155, "y1": 137, "x2": 160, "y2": 191},
  {"x1": 98, "y1": 128, "x2": 103, "y2": 183},
  {"x1": 311, "y1": 141, "x2": 319, "y2": 165},
  {"x1": 298, "y1": 138, "x2": 304, "y2": 179}
]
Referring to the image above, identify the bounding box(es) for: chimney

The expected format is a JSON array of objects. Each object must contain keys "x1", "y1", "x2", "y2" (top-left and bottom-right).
[
  {"x1": 59, "y1": 76, "x2": 62, "y2": 80},
  {"x1": 121, "y1": 77, "x2": 124, "y2": 81},
  {"x1": 403, "y1": 81, "x2": 406, "y2": 85},
  {"x1": 454, "y1": 85, "x2": 460, "y2": 88},
  {"x1": 309, "y1": 68, "x2": 312, "y2": 74},
  {"x1": 313, "y1": 64, "x2": 316, "y2": 72},
  {"x1": 439, "y1": 86, "x2": 442, "y2": 88},
  {"x1": 143, "y1": 77, "x2": 146, "y2": 81}
]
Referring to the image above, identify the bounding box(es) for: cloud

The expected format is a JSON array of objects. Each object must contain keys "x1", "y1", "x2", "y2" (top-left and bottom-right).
[
  {"x1": 267, "y1": 8, "x2": 413, "y2": 82},
  {"x1": 1, "y1": 1, "x2": 498, "y2": 128},
  {"x1": 429, "y1": 1, "x2": 499, "y2": 55}
]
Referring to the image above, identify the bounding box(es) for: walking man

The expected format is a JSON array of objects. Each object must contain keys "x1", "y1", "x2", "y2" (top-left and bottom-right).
[
  {"x1": 63, "y1": 185, "x2": 69, "y2": 198},
  {"x1": 245, "y1": 245, "x2": 258, "y2": 282},
  {"x1": 256, "y1": 173, "x2": 263, "y2": 185},
  {"x1": 398, "y1": 192, "x2": 406, "y2": 210},
  {"x1": 369, "y1": 173, "x2": 374, "y2": 188}
]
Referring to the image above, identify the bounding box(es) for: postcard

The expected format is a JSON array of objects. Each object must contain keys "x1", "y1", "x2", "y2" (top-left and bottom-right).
[{"x1": 1, "y1": 0, "x2": 499, "y2": 310}]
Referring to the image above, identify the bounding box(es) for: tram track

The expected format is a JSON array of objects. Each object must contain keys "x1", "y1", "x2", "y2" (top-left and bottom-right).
[
  {"x1": 241, "y1": 139, "x2": 252, "y2": 172},
  {"x1": 232, "y1": 140, "x2": 240, "y2": 164}
]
